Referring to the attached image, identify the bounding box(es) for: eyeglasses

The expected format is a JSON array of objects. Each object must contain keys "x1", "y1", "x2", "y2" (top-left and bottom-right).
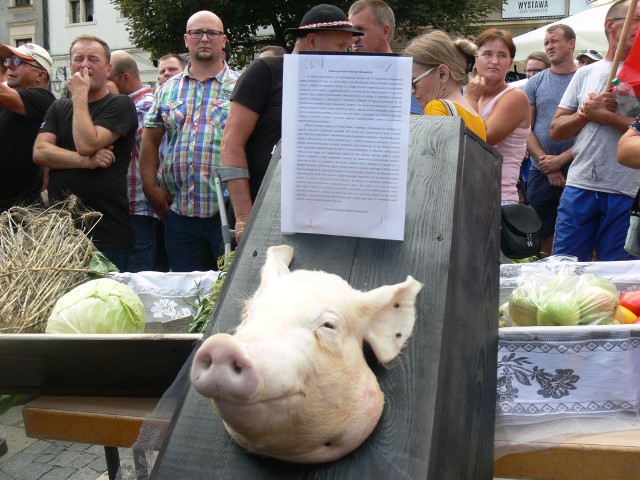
[
  {"x1": 186, "y1": 30, "x2": 224, "y2": 40},
  {"x1": 3, "y1": 56, "x2": 45, "y2": 71},
  {"x1": 411, "y1": 66, "x2": 436, "y2": 88},
  {"x1": 525, "y1": 68, "x2": 543, "y2": 74},
  {"x1": 612, "y1": 16, "x2": 640, "y2": 24}
]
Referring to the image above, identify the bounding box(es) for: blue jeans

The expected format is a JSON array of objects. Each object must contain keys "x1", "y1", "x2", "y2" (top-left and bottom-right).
[
  {"x1": 553, "y1": 186, "x2": 637, "y2": 261},
  {"x1": 101, "y1": 247, "x2": 131, "y2": 273},
  {"x1": 129, "y1": 215, "x2": 159, "y2": 273},
  {"x1": 164, "y1": 210, "x2": 223, "y2": 272}
]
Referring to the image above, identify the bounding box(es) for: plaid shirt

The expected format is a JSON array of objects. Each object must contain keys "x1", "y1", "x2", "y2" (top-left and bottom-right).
[
  {"x1": 144, "y1": 63, "x2": 239, "y2": 217},
  {"x1": 128, "y1": 85, "x2": 156, "y2": 217}
]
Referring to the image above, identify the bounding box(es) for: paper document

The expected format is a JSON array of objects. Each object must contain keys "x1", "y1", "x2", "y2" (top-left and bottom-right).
[{"x1": 281, "y1": 53, "x2": 411, "y2": 240}]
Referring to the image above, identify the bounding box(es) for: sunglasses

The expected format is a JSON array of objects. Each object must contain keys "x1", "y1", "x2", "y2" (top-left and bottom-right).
[
  {"x1": 579, "y1": 49, "x2": 600, "y2": 56},
  {"x1": 3, "y1": 56, "x2": 45, "y2": 72}
]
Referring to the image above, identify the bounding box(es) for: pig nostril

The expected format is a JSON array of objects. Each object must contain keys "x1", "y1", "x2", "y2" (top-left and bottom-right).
[
  {"x1": 232, "y1": 361, "x2": 243, "y2": 374},
  {"x1": 395, "y1": 332, "x2": 402, "y2": 338},
  {"x1": 324, "y1": 441, "x2": 332, "y2": 447}
]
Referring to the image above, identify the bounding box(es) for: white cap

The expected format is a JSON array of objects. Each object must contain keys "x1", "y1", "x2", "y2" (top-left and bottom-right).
[{"x1": 0, "y1": 43, "x2": 53, "y2": 77}]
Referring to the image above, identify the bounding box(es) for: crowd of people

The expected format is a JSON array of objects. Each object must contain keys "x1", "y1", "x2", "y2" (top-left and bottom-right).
[{"x1": 1, "y1": 0, "x2": 640, "y2": 279}]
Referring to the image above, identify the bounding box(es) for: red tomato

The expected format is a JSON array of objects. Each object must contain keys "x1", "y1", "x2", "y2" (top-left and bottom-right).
[{"x1": 620, "y1": 291, "x2": 640, "y2": 316}]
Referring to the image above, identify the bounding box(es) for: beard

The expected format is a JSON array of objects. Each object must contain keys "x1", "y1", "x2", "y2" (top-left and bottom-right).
[{"x1": 194, "y1": 50, "x2": 218, "y2": 63}]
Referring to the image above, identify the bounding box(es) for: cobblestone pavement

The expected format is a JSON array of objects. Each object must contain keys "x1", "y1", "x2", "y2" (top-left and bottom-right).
[{"x1": 0, "y1": 403, "x2": 134, "y2": 480}]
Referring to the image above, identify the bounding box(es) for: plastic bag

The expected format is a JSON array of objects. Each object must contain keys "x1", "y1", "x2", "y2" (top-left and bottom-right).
[{"x1": 505, "y1": 273, "x2": 619, "y2": 327}]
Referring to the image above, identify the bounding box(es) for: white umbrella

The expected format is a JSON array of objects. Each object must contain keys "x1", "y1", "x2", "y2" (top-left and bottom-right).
[{"x1": 512, "y1": 4, "x2": 609, "y2": 61}]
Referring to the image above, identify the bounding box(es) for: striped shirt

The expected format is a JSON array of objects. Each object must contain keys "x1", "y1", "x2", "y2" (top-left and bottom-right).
[
  {"x1": 144, "y1": 63, "x2": 239, "y2": 217},
  {"x1": 128, "y1": 85, "x2": 156, "y2": 217}
]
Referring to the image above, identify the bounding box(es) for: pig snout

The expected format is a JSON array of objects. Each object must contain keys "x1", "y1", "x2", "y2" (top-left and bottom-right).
[{"x1": 191, "y1": 334, "x2": 259, "y2": 401}]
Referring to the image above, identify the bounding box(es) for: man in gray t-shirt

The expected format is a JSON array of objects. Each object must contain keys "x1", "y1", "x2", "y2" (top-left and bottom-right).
[
  {"x1": 550, "y1": 0, "x2": 640, "y2": 261},
  {"x1": 525, "y1": 24, "x2": 577, "y2": 257}
]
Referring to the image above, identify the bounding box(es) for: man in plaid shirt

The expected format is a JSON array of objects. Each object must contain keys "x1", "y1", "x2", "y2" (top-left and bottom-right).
[
  {"x1": 140, "y1": 10, "x2": 239, "y2": 271},
  {"x1": 109, "y1": 50, "x2": 158, "y2": 272}
]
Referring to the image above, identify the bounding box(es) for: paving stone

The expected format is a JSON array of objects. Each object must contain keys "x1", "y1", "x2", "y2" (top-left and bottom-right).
[
  {"x1": 38, "y1": 467, "x2": 75, "y2": 480},
  {"x1": 68, "y1": 453, "x2": 96, "y2": 470},
  {"x1": 1, "y1": 458, "x2": 51, "y2": 479},
  {"x1": 85, "y1": 456, "x2": 107, "y2": 472},
  {"x1": 67, "y1": 466, "x2": 105, "y2": 480},
  {"x1": 33, "y1": 453, "x2": 56, "y2": 464},
  {"x1": 49, "y1": 449, "x2": 82, "y2": 467},
  {"x1": 39, "y1": 444, "x2": 67, "y2": 457},
  {"x1": 83, "y1": 445, "x2": 104, "y2": 456},
  {"x1": 0, "y1": 471, "x2": 15, "y2": 480},
  {"x1": 21, "y1": 440, "x2": 55, "y2": 456},
  {"x1": 0, "y1": 452, "x2": 37, "y2": 474}
]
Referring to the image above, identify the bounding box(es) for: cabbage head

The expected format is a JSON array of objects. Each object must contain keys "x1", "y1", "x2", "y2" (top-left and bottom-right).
[{"x1": 46, "y1": 279, "x2": 145, "y2": 334}]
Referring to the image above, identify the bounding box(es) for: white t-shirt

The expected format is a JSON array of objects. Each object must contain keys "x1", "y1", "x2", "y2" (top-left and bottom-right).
[{"x1": 558, "y1": 59, "x2": 640, "y2": 197}]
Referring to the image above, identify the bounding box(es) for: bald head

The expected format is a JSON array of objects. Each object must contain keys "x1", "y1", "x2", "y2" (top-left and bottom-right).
[
  {"x1": 109, "y1": 50, "x2": 142, "y2": 94},
  {"x1": 186, "y1": 10, "x2": 224, "y2": 32},
  {"x1": 184, "y1": 10, "x2": 226, "y2": 68}
]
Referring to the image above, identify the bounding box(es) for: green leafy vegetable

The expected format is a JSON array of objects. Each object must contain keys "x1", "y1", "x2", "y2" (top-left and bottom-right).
[{"x1": 45, "y1": 278, "x2": 145, "y2": 334}]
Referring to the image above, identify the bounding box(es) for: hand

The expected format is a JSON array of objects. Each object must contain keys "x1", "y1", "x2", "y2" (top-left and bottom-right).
[
  {"x1": 546, "y1": 170, "x2": 566, "y2": 188},
  {"x1": 67, "y1": 67, "x2": 91, "y2": 97},
  {"x1": 464, "y1": 75, "x2": 486, "y2": 103},
  {"x1": 538, "y1": 154, "x2": 564, "y2": 174},
  {"x1": 86, "y1": 145, "x2": 115, "y2": 169},
  {"x1": 143, "y1": 184, "x2": 172, "y2": 219},
  {"x1": 580, "y1": 92, "x2": 616, "y2": 121},
  {"x1": 234, "y1": 214, "x2": 250, "y2": 244}
]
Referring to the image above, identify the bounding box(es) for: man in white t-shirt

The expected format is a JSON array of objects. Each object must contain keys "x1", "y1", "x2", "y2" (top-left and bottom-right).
[{"x1": 550, "y1": 0, "x2": 640, "y2": 261}]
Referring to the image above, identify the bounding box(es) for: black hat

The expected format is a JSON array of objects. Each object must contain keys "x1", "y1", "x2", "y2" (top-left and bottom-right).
[{"x1": 286, "y1": 4, "x2": 364, "y2": 36}]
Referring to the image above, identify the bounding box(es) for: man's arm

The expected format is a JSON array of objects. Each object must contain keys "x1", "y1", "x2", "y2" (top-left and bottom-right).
[
  {"x1": 0, "y1": 83, "x2": 27, "y2": 115},
  {"x1": 220, "y1": 102, "x2": 260, "y2": 243},
  {"x1": 68, "y1": 67, "x2": 121, "y2": 156},
  {"x1": 551, "y1": 92, "x2": 630, "y2": 140},
  {"x1": 526, "y1": 104, "x2": 546, "y2": 160},
  {"x1": 139, "y1": 126, "x2": 171, "y2": 218},
  {"x1": 618, "y1": 126, "x2": 640, "y2": 168},
  {"x1": 33, "y1": 132, "x2": 115, "y2": 169}
]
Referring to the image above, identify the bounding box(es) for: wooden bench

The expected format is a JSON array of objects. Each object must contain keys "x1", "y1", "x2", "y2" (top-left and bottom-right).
[
  {"x1": 494, "y1": 429, "x2": 640, "y2": 480},
  {"x1": 22, "y1": 396, "x2": 163, "y2": 480},
  {"x1": 22, "y1": 396, "x2": 640, "y2": 479}
]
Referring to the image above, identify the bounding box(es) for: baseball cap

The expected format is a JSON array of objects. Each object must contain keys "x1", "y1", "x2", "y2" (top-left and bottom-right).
[
  {"x1": 0, "y1": 43, "x2": 53, "y2": 77},
  {"x1": 286, "y1": 4, "x2": 364, "y2": 36},
  {"x1": 576, "y1": 49, "x2": 603, "y2": 62}
]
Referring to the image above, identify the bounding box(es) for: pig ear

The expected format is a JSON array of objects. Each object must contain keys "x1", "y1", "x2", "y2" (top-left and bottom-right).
[
  {"x1": 361, "y1": 276, "x2": 423, "y2": 364},
  {"x1": 254, "y1": 245, "x2": 294, "y2": 298}
]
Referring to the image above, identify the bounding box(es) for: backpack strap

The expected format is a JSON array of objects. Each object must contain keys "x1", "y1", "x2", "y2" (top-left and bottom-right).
[{"x1": 440, "y1": 99, "x2": 458, "y2": 117}]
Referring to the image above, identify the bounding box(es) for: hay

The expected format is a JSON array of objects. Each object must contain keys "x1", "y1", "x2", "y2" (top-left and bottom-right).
[{"x1": 0, "y1": 197, "x2": 102, "y2": 333}]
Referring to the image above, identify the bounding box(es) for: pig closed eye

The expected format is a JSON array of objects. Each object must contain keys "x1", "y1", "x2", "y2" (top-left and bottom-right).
[{"x1": 322, "y1": 321, "x2": 336, "y2": 330}]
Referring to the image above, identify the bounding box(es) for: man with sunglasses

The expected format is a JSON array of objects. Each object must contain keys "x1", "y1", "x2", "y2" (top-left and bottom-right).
[
  {"x1": 140, "y1": 11, "x2": 239, "y2": 272},
  {"x1": 0, "y1": 43, "x2": 55, "y2": 212}
]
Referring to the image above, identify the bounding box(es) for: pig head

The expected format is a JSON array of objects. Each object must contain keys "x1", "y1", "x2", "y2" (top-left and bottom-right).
[{"x1": 190, "y1": 245, "x2": 422, "y2": 463}]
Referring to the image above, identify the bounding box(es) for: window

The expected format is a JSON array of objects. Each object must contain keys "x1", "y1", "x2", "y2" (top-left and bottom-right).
[
  {"x1": 69, "y1": 0, "x2": 94, "y2": 24},
  {"x1": 15, "y1": 38, "x2": 32, "y2": 47},
  {"x1": 13, "y1": 0, "x2": 33, "y2": 6}
]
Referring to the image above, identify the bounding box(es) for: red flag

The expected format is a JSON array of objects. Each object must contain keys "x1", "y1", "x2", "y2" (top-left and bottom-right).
[{"x1": 617, "y1": 25, "x2": 640, "y2": 97}]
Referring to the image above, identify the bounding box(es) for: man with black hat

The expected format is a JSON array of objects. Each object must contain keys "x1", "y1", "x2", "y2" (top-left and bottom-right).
[
  {"x1": 221, "y1": 4, "x2": 363, "y2": 243},
  {"x1": 0, "y1": 42, "x2": 55, "y2": 211}
]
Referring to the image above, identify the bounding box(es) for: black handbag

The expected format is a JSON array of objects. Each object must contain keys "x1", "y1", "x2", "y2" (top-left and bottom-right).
[{"x1": 501, "y1": 204, "x2": 542, "y2": 259}]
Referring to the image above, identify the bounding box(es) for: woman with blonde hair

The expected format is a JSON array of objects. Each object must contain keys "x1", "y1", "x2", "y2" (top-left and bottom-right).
[
  {"x1": 465, "y1": 28, "x2": 531, "y2": 204},
  {"x1": 403, "y1": 30, "x2": 486, "y2": 140}
]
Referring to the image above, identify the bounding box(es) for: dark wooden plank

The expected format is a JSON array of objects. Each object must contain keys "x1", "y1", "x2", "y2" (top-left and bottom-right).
[
  {"x1": 153, "y1": 116, "x2": 501, "y2": 479},
  {"x1": 0, "y1": 334, "x2": 201, "y2": 397}
]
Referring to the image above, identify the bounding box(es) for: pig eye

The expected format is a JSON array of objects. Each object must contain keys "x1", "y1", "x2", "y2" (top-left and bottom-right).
[{"x1": 322, "y1": 321, "x2": 336, "y2": 330}]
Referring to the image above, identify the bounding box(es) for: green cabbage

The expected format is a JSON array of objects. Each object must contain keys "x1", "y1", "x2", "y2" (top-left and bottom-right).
[{"x1": 46, "y1": 279, "x2": 145, "y2": 334}]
